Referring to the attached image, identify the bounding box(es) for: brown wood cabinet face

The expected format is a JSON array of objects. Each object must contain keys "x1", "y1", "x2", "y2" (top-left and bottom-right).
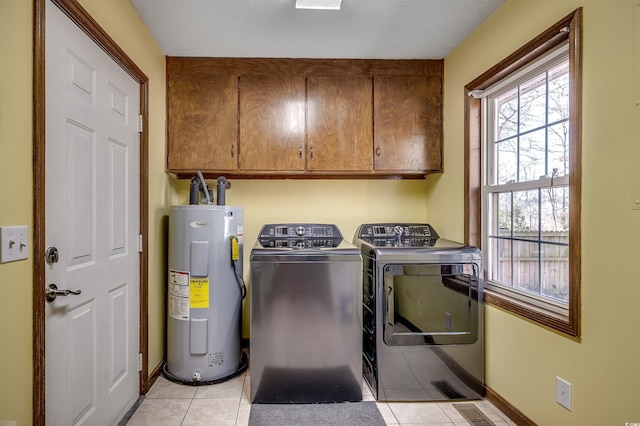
[
  {"x1": 167, "y1": 74, "x2": 238, "y2": 172},
  {"x1": 374, "y1": 76, "x2": 442, "y2": 172},
  {"x1": 307, "y1": 76, "x2": 373, "y2": 172},
  {"x1": 239, "y1": 76, "x2": 306, "y2": 171},
  {"x1": 166, "y1": 58, "x2": 443, "y2": 178}
]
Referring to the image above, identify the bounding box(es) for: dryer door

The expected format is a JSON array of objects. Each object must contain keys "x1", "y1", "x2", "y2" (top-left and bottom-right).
[{"x1": 382, "y1": 263, "x2": 481, "y2": 346}]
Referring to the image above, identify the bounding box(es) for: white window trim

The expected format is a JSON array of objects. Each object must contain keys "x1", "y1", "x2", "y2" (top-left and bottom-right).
[
  {"x1": 474, "y1": 43, "x2": 569, "y2": 100},
  {"x1": 480, "y1": 43, "x2": 571, "y2": 312}
]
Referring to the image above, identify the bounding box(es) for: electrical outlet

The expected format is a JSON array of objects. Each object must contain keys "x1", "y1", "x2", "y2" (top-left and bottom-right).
[
  {"x1": 556, "y1": 376, "x2": 572, "y2": 411},
  {"x1": 0, "y1": 226, "x2": 29, "y2": 263}
]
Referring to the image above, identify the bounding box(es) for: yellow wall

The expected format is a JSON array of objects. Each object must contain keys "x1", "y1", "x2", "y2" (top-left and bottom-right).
[
  {"x1": 0, "y1": 2, "x2": 34, "y2": 424},
  {"x1": 432, "y1": 0, "x2": 640, "y2": 424}
]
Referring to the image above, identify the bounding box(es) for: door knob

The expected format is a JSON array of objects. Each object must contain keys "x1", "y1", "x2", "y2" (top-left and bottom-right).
[{"x1": 45, "y1": 283, "x2": 81, "y2": 302}]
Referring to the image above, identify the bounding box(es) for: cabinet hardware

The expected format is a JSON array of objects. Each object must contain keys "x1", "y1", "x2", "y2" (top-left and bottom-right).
[
  {"x1": 375, "y1": 147, "x2": 381, "y2": 157},
  {"x1": 310, "y1": 146, "x2": 314, "y2": 159},
  {"x1": 299, "y1": 146, "x2": 303, "y2": 159},
  {"x1": 231, "y1": 144, "x2": 235, "y2": 158}
]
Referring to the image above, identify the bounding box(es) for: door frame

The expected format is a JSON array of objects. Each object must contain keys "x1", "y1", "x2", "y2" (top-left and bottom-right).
[{"x1": 33, "y1": 0, "x2": 150, "y2": 424}]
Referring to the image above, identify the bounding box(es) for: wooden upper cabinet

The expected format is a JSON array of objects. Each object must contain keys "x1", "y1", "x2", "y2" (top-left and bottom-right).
[
  {"x1": 307, "y1": 76, "x2": 373, "y2": 172},
  {"x1": 239, "y1": 76, "x2": 306, "y2": 172},
  {"x1": 166, "y1": 58, "x2": 443, "y2": 178},
  {"x1": 374, "y1": 76, "x2": 442, "y2": 173},
  {"x1": 167, "y1": 67, "x2": 238, "y2": 172}
]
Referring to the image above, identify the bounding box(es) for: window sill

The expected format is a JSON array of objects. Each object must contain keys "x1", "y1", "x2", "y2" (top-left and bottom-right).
[{"x1": 484, "y1": 287, "x2": 580, "y2": 338}]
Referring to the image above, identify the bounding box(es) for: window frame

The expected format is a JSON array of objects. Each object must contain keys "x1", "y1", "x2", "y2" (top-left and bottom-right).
[{"x1": 464, "y1": 8, "x2": 582, "y2": 337}]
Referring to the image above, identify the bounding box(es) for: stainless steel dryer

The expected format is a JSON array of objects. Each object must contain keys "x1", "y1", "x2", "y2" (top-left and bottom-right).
[
  {"x1": 250, "y1": 224, "x2": 363, "y2": 403},
  {"x1": 353, "y1": 223, "x2": 484, "y2": 401}
]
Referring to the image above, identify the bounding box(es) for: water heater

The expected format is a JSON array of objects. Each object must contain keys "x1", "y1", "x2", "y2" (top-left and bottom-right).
[{"x1": 165, "y1": 204, "x2": 245, "y2": 383}]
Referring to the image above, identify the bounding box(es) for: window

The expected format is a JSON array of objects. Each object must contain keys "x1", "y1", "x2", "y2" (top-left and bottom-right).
[
  {"x1": 464, "y1": 9, "x2": 582, "y2": 336},
  {"x1": 485, "y1": 46, "x2": 570, "y2": 303}
]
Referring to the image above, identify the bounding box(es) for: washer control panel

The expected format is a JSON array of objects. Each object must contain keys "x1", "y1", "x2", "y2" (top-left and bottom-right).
[{"x1": 257, "y1": 223, "x2": 343, "y2": 248}]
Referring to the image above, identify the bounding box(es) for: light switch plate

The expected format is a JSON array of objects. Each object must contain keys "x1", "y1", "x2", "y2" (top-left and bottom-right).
[{"x1": 0, "y1": 226, "x2": 29, "y2": 263}]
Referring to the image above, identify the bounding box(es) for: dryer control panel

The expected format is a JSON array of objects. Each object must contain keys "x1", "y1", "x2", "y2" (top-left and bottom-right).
[
  {"x1": 355, "y1": 223, "x2": 439, "y2": 247},
  {"x1": 257, "y1": 223, "x2": 343, "y2": 248}
]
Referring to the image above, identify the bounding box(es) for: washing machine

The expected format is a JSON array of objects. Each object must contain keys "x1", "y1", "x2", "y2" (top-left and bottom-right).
[
  {"x1": 250, "y1": 223, "x2": 362, "y2": 403},
  {"x1": 353, "y1": 223, "x2": 484, "y2": 401}
]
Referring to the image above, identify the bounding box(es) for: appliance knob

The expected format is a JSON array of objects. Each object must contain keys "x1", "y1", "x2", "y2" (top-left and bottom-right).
[
  {"x1": 393, "y1": 225, "x2": 404, "y2": 237},
  {"x1": 296, "y1": 226, "x2": 305, "y2": 236}
]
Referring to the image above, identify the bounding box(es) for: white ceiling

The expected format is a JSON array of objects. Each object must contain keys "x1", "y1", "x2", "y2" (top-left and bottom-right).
[{"x1": 128, "y1": 0, "x2": 505, "y2": 59}]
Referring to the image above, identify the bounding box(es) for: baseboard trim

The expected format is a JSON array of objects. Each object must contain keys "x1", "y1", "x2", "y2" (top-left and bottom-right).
[
  {"x1": 145, "y1": 361, "x2": 164, "y2": 394},
  {"x1": 485, "y1": 386, "x2": 536, "y2": 426}
]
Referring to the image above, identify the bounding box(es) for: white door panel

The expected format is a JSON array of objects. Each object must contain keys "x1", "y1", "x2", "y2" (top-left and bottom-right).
[
  {"x1": 68, "y1": 301, "x2": 97, "y2": 424},
  {"x1": 45, "y1": 1, "x2": 140, "y2": 424}
]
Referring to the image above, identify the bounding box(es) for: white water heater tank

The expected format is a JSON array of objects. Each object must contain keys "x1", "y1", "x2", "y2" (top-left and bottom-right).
[{"x1": 166, "y1": 205, "x2": 244, "y2": 382}]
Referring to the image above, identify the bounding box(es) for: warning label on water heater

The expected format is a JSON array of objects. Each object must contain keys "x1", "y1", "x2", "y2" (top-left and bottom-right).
[
  {"x1": 168, "y1": 269, "x2": 190, "y2": 320},
  {"x1": 189, "y1": 278, "x2": 209, "y2": 309}
]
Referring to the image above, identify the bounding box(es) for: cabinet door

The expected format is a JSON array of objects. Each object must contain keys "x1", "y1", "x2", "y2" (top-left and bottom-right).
[
  {"x1": 167, "y1": 74, "x2": 238, "y2": 172},
  {"x1": 307, "y1": 76, "x2": 373, "y2": 172},
  {"x1": 374, "y1": 76, "x2": 442, "y2": 172},
  {"x1": 239, "y1": 76, "x2": 306, "y2": 171}
]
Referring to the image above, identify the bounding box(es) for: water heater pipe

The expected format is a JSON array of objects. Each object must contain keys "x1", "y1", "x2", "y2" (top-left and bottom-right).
[
  {"x1": 216, "y1": 176, "x2": 231, "y2": 206},
  {"x1": 196, "y1": 171, "x2": 211, "y2": 205},
  {"x1": 189, "y1": 177, "x2": 200, "y2": 205}
]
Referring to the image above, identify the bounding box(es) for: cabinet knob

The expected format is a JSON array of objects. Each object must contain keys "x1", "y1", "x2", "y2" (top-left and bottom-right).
[{"x1": 375, "y1": 147, "x2": 381, "y2": 157}]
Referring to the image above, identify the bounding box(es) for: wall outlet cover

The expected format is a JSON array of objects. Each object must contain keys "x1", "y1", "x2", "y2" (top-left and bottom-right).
[{"x1": 556, "y1": 376, "x2": 572, "y2": 411}]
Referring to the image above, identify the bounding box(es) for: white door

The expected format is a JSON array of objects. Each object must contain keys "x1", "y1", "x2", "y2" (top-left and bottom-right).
[{"x1": 45, "y1": 1, "x2": 141, "y2": 424}]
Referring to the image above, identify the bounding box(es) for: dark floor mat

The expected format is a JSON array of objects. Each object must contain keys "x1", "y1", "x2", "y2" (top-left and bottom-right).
[{"x1": 248, "y1": 402, "x2": 386, "y2": 426}]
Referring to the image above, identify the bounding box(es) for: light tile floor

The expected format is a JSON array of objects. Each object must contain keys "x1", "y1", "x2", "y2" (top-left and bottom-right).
[{"x1": 126, "y1": 370, "x2": 516, "y2": 426}]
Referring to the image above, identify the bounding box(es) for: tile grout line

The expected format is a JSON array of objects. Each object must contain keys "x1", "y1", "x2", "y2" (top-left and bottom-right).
[
  {"x1": 234, "y1": 373, "x2": 247, "y2": 426},
  {"x1": 179, "y1": 396, "x2": 195, "y2": 426},
  {"x1": 387, "y1": 402, "x2": 402, "y2": 425}
]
